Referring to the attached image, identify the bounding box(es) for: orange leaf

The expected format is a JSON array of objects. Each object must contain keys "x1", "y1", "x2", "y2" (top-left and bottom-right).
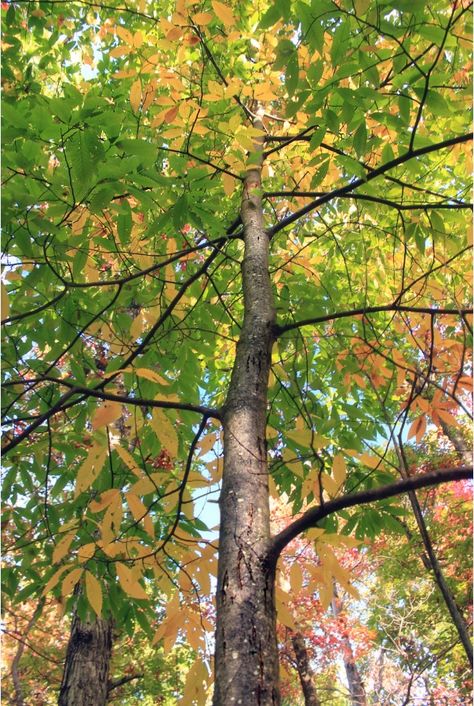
[
  {"x1": 211, "y1": 0, "x2": 235, "y2": 26},
  {"x1": 435, "y1": 408, "x2": 461, "y2": 428},
  {"x1": 91, "y1": 401, "x2": 122, "y2": 430},
  {"x1": 130, "y1": 79, "x2": 142, "y2": 113},
  {"x1": 192, "y1": 11, "x2": 213, "y2": 25},
  {"x1": 408, "y1": 415, "x2": 427, "y2": 443},
  {"x1": 164, "y1": 105, "x2": 179, "y2": 124}
]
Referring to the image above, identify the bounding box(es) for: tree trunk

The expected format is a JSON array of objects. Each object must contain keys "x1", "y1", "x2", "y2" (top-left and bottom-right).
[
  {"x1": 58, "y1": 616, "x2": 112, "y2": 706},
  {"x1": 331, "y1": 589, "x2": 367, "y2": 706},
  {"x1": 213, "y1": 118, "x2": 280, "y2": 706},
  {"x1": 291, "y1": 632, "x2": 321, "y2": 706}
]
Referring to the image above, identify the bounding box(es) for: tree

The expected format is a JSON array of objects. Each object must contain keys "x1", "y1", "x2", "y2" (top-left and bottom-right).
[{"x1": 2, "y1": 0, "x2": 472, "y2": 704}]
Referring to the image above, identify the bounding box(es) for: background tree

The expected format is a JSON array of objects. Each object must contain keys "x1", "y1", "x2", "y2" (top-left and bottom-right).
[{"x1": 2, "y1": 0, "x2": 472, "y2": 704}]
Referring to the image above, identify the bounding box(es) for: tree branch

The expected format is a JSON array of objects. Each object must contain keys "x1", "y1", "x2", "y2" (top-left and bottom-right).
[
  {"x1": 107, "y1": 673, "x2": 143, "y2": 693},
  {"x1": 264, "y1": 191, "x2": 473, "y2": 211},
  {"x1": 275, "y1": 304, "x2": 473, "y2": 336},
  {"x1": 269, "y1": 133, "x2": 473, "y2": 236},
  {"x1": 266, "y1": 466, "x2": 472, "y2": 565}
]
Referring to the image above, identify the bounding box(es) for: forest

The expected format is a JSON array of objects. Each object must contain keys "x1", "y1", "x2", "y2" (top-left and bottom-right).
[{"x1": 1, "y1": 0, "x2": 472, "y2": 704}]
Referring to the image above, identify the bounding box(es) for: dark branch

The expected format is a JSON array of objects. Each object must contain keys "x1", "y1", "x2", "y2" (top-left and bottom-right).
[
  {"x1": 269, "y1": 133, "x2": 473, "y2": 236},
  {"x1": 264, "y1": 191, "x2": 473, "y2": 211},
  {"x1": 267, "y1": 466, "x2": 472, "y2": 565},
  {"x1": 275, "y1": 305, "x2": 473, "y2": 336}
]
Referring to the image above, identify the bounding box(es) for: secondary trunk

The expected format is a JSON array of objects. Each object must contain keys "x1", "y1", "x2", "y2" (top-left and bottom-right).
[
  {"x1": 291, "y1": 632, "x2": 321, "y2": 706},
  {"x1": 331, "y1": 589, "x2": 366, "y2": 706},
  {"x1": 213, "y1": 121, "x2": 279, "y2": 706},
  {"x1": 58, "y1": 615, "x2": 113, "y2": 706}
]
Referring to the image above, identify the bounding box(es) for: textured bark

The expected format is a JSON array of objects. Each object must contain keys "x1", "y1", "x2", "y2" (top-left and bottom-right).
[
  {"x1": 213, "y1": 120, "x2": 279, "y2": 706},
  {"x1": 331, "y1": 590, "x2": 366, "y2": 706},
  {"x1": 291, "y1": 632, "x2": 320, "y2": 706},
  {"x1": 58, "y1": 616, "x2": 112, "y2": 706}
]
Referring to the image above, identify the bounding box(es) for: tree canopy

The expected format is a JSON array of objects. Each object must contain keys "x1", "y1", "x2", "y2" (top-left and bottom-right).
[{"x1": 1, "y1": 0, "x2": 472, "y2": 704}]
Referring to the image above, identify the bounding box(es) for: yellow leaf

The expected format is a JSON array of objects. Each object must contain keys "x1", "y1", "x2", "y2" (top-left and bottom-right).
[
  {"x1": 151, "y1": 409, "x2": 179, "y2": 457},
  {"x1": 89, "y1": 488, "x2": 120, "y2": 513},
  {"x1": 212, "y1": 0, "x2": 235, "y2": 26},
  {"x1": 1, "y1": 282, "x2": 10, "y2": 319},
  {"x1": 116, "y1": 563, "x2": 148, "y2": 600},
  {"x1": 91, "y1": 401, "x2": 122, "y2": 430},
  {"x1": 179, "y1": 658, "x2": 209, "y2": 706},
  {"x1": 276, "y1": 594, "x2": 297, "y2": 629},
  {"x1": 113, "y1": 444, "x2": 142, "y2": 477},
  {"x1": 62, "y1": 567, "x2": 84, "y2": 598},
  {"x1": 192, "y1": 11, "x2": 213, "y2": 24},
  {"x1": 320, "y1": 473, "x2": 339, "y2": 497},
  {"x1": 101, "y1": 493, "x2": 123, "y2": 544},
  {"x1": 358, "y1": 453, "x2": 380, "y2": 469},
  {"x1": 126, "y1": 491, "x2": 148, "y2": 521},
  {"x1": 74, "y1": 444, "x2": 108, "y2": 498},
  {"x1": 130, "y1": 79, "x2": 142, "y2": 113},
  {"x1": 42, "y1": 565, "x2": 70, "y2": 596},
  {"x1": 135, "y1": 368, "x2": 170, "y2": 386},
  {"x1": 289, "y1": 562, "x2": 303, "y2": 594},
  {"x1": 130, "y1": 472, "x2": 166, "y2": 496},
  {"x1": 318, "y1": 581, "x2": 333, "y2": 611},
  {"x1": 85, "y1": 571, "x2": 103, "y2": 616},
  {"x1": 332, "y1": 453, "x2": 347, "y2": 489},
  {"x1": 52, "y1": 532, "x2": 76, "y2": 564}
]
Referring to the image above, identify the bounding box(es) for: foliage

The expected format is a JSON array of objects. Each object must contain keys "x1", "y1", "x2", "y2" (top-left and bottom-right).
[{"x1": 1, "y1": 0, "x2": 472, "y2": 703}]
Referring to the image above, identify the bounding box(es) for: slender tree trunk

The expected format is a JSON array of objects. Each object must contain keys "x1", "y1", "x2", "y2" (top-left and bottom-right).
[
  {"x1": 10, "y1": 598, "x2": 44, "y2": 706},
  {"x1": 291, "y1": 632, "x2": 321, "y2": 706},
  {"x1": 331, "y1": 589, "x2": 366, "y2": 706},
  {"x1": 58, "y1": 615, "x2": 113, "y2": 706},
  {"x1": 213, "y1": 117, "x2": 280, "y2": 706},
  {"x1": 396, "y1": 442, "x2": 473, "y2": 666}
]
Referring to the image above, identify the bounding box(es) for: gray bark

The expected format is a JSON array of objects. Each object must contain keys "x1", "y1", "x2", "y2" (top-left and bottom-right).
[
  {"x1": 213, "y1": 119, "x2": 280, "y2": 706},
  {"x1": 331, "y1": 589, "x2": 366, "y2": 706},
  {"x1": 291, "y1": 632, "x2": 321, "y2": 706},
  {"x1": 58, "y1": 616, "x2": 112, "y2": 706}
]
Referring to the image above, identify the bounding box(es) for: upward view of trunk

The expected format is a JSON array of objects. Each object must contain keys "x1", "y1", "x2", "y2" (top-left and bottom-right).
[
  {"x1": 58, "y1": 615, "x2": 113, "y2": 706},
  {"x1": 213, "y1": 118, "x2": 279, "y2": 706},
  {"x1": 291, "y1": 632, "x2": 321, "y2": 706},
  {"x1": 331, "y1": 589, "x2": 366, "y2": 706}
]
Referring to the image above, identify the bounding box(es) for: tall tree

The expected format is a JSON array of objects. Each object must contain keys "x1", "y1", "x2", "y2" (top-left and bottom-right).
[{"x1": 2, "y1": 1, "x2": 472, "y2": 704}]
